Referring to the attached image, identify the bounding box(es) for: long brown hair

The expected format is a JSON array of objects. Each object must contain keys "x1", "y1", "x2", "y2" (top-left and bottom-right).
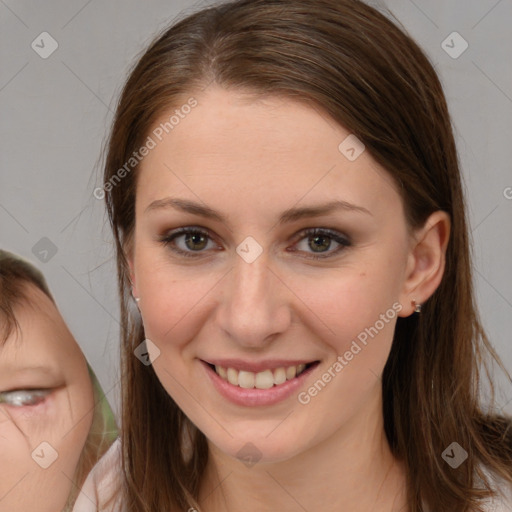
[{"x1": 102, "y1": 0, "x2": 512, "y2": 510}]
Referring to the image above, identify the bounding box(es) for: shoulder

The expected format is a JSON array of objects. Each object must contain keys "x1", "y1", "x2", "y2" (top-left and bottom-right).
[{"x1": 72, "y1": 437, "x2": 123, "y2": 512}]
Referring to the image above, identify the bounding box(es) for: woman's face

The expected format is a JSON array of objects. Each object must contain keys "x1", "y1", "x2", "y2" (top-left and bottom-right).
[
  {"x1": 0, "y1": 285, "x2": 94, "y2": 511},
  {"x1": 130, "y1": 86, "x2": 422, "y2": 463}
]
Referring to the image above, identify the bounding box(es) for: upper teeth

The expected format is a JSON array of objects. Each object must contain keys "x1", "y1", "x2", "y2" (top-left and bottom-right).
[{"x1": 214, "y1": 364, "x2": 307, "y2": 389}]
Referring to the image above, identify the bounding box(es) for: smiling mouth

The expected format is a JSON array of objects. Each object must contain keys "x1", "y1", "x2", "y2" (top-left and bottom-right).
[{"x1": 205, "y1": 362, "x2": 319, "y2": 390}]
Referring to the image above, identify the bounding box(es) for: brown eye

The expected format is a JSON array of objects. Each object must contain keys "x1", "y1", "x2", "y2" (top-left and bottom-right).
[
  {"x1": 291, "y1": 228, "x2": 351, "y2": 260},
  {"x1": 160, "y1": 227, "x2": 220, "y2": 258},
  {"x1": 184, "y1": 231, "x2": 209, "y2": 251},
  {"x1": 308, "y1": 233, "x2": 332, "y2": 252}
]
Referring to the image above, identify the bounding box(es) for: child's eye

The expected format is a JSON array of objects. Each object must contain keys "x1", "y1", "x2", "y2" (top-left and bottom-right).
[{"x1": 0, "y1": 389, "x2": 51, "y2": 407}]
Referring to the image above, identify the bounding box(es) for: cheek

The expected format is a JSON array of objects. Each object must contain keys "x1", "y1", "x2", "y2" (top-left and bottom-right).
[
  {"x1": 137, "y1": 263, "x2": 220, "y2": 350},
  {"x1": 0, "y1": 402, "x2": 64, "y2": 506},
  {"x1": 0, "y1": 423, "x2": 75, "y2": 511},
  {"x1": 0, "y1": 395, "x2": 55, "y2": 437},
  {"x1": 0, "y1": 384, "x2": 93, "y2": 469},
  {"x1": 0, "y1": 416, "x2": 34, "y2": 478},
  {"x1": 63, "y1": 377, "x2": 95, "y2": 459},
  {"x1": 290, "y1": 263, "x2": 401, "y2": 353}
]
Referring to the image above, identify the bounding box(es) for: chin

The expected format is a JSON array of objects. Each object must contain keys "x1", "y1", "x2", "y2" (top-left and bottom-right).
[{"x1": 207, "y1": 427, "x2": 308, "y2": 466}]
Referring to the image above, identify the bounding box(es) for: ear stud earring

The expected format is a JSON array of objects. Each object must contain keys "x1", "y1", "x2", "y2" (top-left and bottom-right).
[{"x1": 412, "y1": 299, "x2": 422, "y2": 313}]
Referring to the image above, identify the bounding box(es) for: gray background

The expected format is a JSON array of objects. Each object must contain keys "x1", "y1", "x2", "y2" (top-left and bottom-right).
[{"x1": 1, "y1": 0, "x2": 511, "y2": 417}]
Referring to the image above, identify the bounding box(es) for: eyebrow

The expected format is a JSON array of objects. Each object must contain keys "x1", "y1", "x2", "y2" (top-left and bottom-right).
[
  {"x1": 145, "y1": 197, "x2": 372, "y2": 224},
  {"x1": 0, "y1": 365, "x2": 61, "y2": 381}
]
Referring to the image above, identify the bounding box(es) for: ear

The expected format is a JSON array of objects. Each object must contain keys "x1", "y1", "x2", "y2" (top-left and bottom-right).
[{"x1": 397, "y1": 210, "x2": 451, "y2": 317}]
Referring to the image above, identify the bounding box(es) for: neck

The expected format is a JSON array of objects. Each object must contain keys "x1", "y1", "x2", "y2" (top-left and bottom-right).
[{"x1": 198, "y1": 388, "x2": 408, "y2": 512}]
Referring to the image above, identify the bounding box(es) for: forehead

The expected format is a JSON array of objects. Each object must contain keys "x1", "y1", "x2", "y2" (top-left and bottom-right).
[
  {"x1": 0, "y1": 285, "x2": 80, "y2": 372},
  {"x1": 136, "y1": 87, "x2": 401, "y2": 223}
]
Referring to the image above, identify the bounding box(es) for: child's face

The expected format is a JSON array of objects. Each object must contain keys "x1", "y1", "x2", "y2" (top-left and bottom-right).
[
  {"x1": 129, "y1": 86, "x2": 416, "y2": 464},
  {"x1": 0, "y1": 284, "x2": 94, "y2": 511}
]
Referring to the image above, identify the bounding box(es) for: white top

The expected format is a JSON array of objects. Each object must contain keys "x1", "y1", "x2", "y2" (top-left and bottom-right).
[
  {"x1": 72, "y1": 438, "x2": 123, "y2": 512},
  {"x1": 72, "y1": 438, "x2": 512, "y2": 511}
]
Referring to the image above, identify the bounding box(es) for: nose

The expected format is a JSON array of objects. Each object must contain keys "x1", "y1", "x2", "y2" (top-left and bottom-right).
[{"x1": 215, "y1": 249, "x2": 292, "y2": 349}]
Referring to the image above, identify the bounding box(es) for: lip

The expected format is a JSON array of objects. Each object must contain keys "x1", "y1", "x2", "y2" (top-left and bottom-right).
[{"x1": 200, "y1": 359, "x2": 320, "y2": 407}]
